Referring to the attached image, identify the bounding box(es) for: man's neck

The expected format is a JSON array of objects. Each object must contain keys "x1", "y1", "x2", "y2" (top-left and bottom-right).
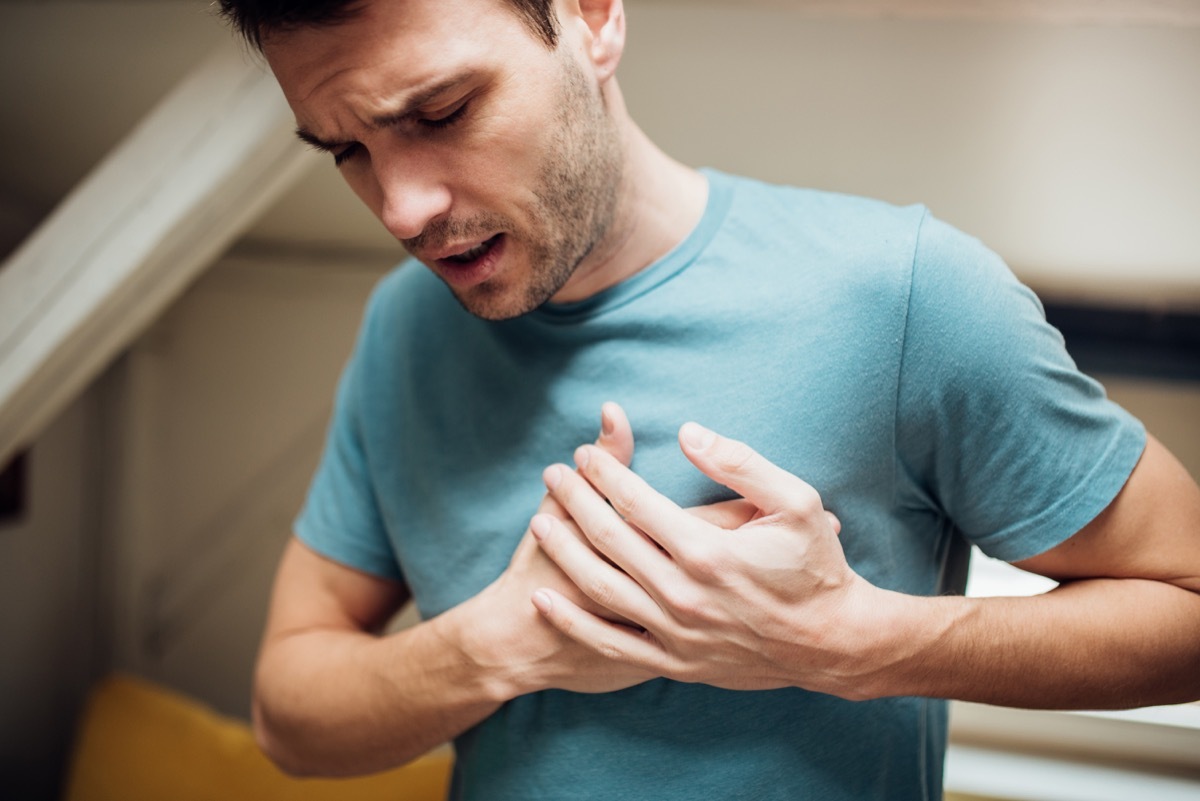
[{"x1": 550, "y1": 109, "x2": 708, "y2": 305}]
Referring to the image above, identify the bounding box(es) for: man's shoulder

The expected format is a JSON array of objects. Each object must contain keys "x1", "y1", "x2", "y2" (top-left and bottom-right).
[
  {"x1": 704, "y1": 171, "x2": 935, "y2": 304},
  {"x1": 721, "y1": 171, "x2": 926, "y2": 226},
  {"x1": 716, "y1": 171, "x2": 929, "y2": 263}
]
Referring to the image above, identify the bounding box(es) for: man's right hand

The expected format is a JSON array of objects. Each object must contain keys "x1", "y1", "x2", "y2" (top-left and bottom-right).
[
  {"x1": 456, "y1": 402, "x2": 658, "y2": 695},
  {"x1": 455, "y1": 402, "x2": 760, "y2": 697}
]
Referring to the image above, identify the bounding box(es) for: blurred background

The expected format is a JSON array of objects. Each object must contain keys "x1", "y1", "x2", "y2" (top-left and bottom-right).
[{"x1": 1, "y1": 1, "x2": 1197, "y2": 799}]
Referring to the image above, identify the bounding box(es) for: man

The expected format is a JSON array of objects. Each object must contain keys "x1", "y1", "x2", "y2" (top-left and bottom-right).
[{"x1": 219, "y1": 0, "x2": 1200, "y2": 798}]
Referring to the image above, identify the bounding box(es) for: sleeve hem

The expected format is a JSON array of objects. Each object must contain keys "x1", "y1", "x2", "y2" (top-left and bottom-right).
[
  {"x1": 971, "y1": 418, "x2": 1147, "y2": 564},
  {"x1": 294, "y1": 517, "x2": 405, "y2": 582}
]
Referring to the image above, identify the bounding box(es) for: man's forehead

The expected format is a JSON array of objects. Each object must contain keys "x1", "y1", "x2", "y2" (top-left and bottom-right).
[
  {"x1": 293, "y1": 69, "x2": 482, "y2": 149},
  {"x1": 263, "y1": 0, "x2": 516, "y2": 105}
]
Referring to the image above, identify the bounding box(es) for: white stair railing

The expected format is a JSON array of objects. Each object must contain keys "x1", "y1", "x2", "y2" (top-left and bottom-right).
[{"x1": 0, "y1": 43, "x2": 315, "y2": 465}]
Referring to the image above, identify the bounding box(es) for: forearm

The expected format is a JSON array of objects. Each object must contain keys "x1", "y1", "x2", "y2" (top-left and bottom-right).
[
  {"x1": 253, "y1": 603, "x2": 505, "y2": 777},
  {"x1": 856, "y1": 578, "x2": 1200, "y2": 708}
]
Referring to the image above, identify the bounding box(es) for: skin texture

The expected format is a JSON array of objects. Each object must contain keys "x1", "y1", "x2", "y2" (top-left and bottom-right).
[
  {"x1": 532, "y1": 419, "x2": 1200, "y2": 709},
  {"x1": 249, "y1": 0, "x2": 1200, "y2": 781},
  {"x1": 265, "y1": 0, "x2": 701, "y2": 319}
]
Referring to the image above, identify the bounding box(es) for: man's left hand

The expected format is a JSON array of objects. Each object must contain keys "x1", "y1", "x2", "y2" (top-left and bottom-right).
[{"x1": 530, "y1": 417, "x2": 889, "y2": 696}]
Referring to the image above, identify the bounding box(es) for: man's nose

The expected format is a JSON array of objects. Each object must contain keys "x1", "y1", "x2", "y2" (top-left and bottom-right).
[{"x1": 373, "y1": 151, "x2": 453, "y2": 242}]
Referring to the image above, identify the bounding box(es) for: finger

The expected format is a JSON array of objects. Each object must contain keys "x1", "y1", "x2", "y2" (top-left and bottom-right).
[
  {"x1": 678, "y1": 423, "x2": 825, "y2": 520},
  {"x1": 531, "y1": 588, "x2": 670, "y2": 675},
  {"x1": 544, "y1": 463, "x2": 675, "y2": 583},
  {"x1": 594, "y1": 401, "x2": 634, "y2": 467},
  {"x1": 827, "y1": 511, "x2": 842, "y2": 535},
  {"x1": 685, "y1": 498, "x2": 759, "y2": 529},
  {"x1": 569, "y1": 446, "x2": 700, "y2": 562},
  {"x1": 530, "y1": 513, "x2": 664, "y2": 629},
  {"x1": 533, "y1": 403, "x2": 633, "y2": 522}
]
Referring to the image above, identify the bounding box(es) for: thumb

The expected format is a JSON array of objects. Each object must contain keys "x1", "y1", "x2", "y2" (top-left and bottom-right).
[
  {"x1": 678, "y1": 422, "x2": 824, "y2": 519},
  {"x1": 594, "y1": 401, "x2": 634, "y2": 467}
]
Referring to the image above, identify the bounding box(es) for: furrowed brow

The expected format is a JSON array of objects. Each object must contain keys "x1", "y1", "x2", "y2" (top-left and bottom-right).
[
  {"x1": 293, "y1": 70, "x2": 475, "y2": 152},
  {"x1": 368, "y1": 71, "x2": 476, "y2": 131}
]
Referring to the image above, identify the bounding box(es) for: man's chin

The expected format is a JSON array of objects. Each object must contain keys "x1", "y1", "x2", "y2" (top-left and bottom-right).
[{"x1": 449, "y1": 282, "x2": 544, "y2": 321}]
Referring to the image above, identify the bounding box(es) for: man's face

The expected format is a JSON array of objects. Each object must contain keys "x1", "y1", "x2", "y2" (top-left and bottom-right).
[{"x1": 264, "y1": 0, "x2": 624, "y2": 320}]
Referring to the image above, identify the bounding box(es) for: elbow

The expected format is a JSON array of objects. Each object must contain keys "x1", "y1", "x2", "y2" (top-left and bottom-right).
[{"x1": 252, "y1": 697, "x2": 322, "y2": 778}]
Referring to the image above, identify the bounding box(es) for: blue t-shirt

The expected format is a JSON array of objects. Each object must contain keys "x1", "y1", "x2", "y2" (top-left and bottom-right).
[{"x1": 297, "y1": 170, "x2": 1144, "y2": 801}]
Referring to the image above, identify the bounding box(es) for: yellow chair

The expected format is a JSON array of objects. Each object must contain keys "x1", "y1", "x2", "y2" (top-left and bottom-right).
[{"x1": 63, "y1": 674, "x2": 452, "y2": 801}]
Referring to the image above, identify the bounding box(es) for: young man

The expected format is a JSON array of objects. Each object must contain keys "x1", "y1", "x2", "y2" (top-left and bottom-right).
[{"x1": 220, "y1": 0, "x2": 1200, "y2": 798}]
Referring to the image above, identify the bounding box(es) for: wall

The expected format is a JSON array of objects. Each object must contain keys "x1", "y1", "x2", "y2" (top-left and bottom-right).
[
  {"x1": 620, "y1": 5, "x2": 1200, "y2": 305},
  {"x1": 99, "y1": 249, "x2": 393, "y2": 718},
  {"x1": 0, "y1": 392, "x2": 103, "y2": 799}
]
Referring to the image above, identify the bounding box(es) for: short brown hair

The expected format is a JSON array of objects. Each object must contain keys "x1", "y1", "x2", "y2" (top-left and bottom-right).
[{"x1": 217, "y1": 0, "x2": 560, "y2": 50}]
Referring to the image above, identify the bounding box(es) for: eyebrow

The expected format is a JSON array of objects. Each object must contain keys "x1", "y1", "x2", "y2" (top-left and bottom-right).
[{"x1": 295, "y1": 70, "x2": 476, "y2": 152}]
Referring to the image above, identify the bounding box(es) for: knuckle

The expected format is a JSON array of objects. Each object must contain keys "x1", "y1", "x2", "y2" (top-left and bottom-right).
[
  {"x1": 553, "y1": 612, "x2": 574, "y2": 636},
  {"x1": 596, "y1": 639, "x2": 625, "y2": 663},
  {"x1": 714, "y1": 439, "x2": 756, "y2": 474},
  {"x1": 682, "y1": 544, "x2": 725, "y2": 585},
  {"x1": 586, "y1": 576, "x2": 616, "y2": 608},
  {"x1": 794, "y1": 487, "x2": 824, "y2": 517},
  {"x1": 663, "y1": 585, "x2": 704, "y2": 623},
  {"x1": 590, "y1": 520, "x2": 624, "y2": 553},
  {"x1": 667, "y1": 657, "x2": 704, "y2": 684},
  {"x1": 608, "y1": 477, "x2": 641, "y2": 520}
]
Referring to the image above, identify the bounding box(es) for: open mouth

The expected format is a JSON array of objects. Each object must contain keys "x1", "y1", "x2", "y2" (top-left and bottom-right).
[
  {"x1": 432, "y1": 233, "x2": 507, "y2": 290},
  {"x1": 442, "y1": 234, "x2": 501, "y2": 265}
]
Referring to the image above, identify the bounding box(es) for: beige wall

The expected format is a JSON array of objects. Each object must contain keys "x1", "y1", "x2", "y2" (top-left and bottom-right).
[
  {"x1": 620, "y1": 5, "x2": 1200, "y2": 305},
  {"x1": 99, "y1": 251, "x2": 394, "y2": 717}
]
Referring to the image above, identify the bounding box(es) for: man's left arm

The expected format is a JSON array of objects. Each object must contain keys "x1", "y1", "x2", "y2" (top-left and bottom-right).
[{"x1": 529, "y1": 425, "x2": 1200, "y2": 708}]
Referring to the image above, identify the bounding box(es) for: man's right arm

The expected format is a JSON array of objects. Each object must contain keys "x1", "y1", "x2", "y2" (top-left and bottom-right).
[
  {"x1": 252, "y1": 404, "x2": 660, "y2": 776},
  {"x1": 254, "y1": 526, "x2": 662, "y2": 776},
  {"x1": 253, "y1": 538, "x2": 488, "y2": 776}
]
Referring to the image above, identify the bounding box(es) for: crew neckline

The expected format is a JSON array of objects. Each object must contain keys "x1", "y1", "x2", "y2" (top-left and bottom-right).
[{"x1": 530, "y1": 168, "x2": 734, "y2": 324}]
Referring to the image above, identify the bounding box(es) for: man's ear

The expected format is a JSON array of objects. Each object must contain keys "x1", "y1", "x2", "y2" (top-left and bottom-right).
[{"x1": 573, "y1": 0, "x2": 625, "y2": 82}]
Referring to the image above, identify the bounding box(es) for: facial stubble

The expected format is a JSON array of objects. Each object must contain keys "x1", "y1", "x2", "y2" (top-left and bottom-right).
[{"x1": 415, "y1": 56, "x2": 624, "y2": 320}]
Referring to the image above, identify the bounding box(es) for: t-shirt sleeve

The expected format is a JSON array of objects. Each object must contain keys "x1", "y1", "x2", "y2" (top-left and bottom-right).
[
  {"x1": 894, "y1": 212, "x2": 1146, "y2": 563},
  {"x1": 293, "y1": 287, "x2": 405, "y2": 582}
]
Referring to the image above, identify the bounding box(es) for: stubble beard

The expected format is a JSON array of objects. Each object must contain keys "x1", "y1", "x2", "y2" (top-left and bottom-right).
[{"x1": 436, "y1": 56, "x2": 624, "y2": 321}]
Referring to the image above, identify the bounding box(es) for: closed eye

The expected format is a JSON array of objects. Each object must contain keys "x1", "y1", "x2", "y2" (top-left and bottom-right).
[
  {"x1": 419, "y1": 99, "x2": 470, "y2": 130},
  {"x1": 333, "y1": 143, "x2": 363, "y2": 166}
]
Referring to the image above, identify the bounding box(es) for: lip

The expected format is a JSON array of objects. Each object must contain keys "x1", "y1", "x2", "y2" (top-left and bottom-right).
[{"x1": 430, "y1": 233, "x2": 506, "y2": 290}]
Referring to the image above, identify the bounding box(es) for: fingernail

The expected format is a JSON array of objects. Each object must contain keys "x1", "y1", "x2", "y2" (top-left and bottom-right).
[
  {"x1": 600, "y1": 404, "x2": 615, "y2": 437},
  {"x1": 532, "y1": 590, "x2": 553, "y2": 614},
  {"x1": 530, "y1": 515, "x2": 551, "y2": 541},
  {"x1": 574, "y1": 445, "x2": 590, "y2": 469},
  {"x1": 681, "y1": 422, "x2": 715, "y2": 451},
  {"x1": 543, "y1": 465, "x2": 563, "y2": 490}
]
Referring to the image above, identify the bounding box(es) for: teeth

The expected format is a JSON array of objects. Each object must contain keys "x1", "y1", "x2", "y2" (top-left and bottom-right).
[{"x1": 446, "y1": 239, "x2": 492, "y2": 263}]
